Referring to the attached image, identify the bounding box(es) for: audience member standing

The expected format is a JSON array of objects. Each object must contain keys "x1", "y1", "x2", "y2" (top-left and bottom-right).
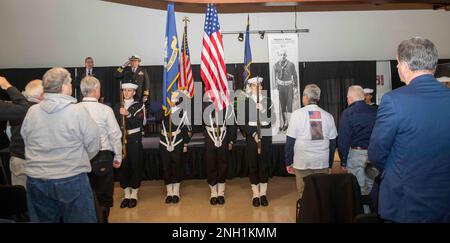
[
  {"x1": 338, "y1": 85, "x2": 378, "y2": 195},
  {"x1": 369, "y1": 37, "x2": 450, "y2": 222},
  {"x1": 21, "y1": 67, "x2": 100, "y2": 223},
  {"x1": 285, "y1": 84, "x2": 337, "y2": 199}
]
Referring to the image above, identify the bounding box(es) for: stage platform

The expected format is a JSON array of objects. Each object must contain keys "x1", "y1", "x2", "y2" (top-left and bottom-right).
[{"x1": 141, "y1": 133, "x2": 289, "y2": 181}]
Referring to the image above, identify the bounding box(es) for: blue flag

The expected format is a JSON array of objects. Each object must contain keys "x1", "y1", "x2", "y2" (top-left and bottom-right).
[
  {"x1": 243, "y1": 15, "x2": 252, "y2": 88},
  {"x1": 163, "y1": 3, "x2": 180, "y2": 116}
]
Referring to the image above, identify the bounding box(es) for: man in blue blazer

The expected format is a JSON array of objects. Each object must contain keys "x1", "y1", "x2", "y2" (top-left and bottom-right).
[{"x1": 369, "y1": 37, "x2": 450, "y2": 223}]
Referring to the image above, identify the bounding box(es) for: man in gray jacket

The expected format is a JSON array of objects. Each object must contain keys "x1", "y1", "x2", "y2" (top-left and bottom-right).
[{"x1": 21, "y1": 67, "x2": 100, "y2": 223}]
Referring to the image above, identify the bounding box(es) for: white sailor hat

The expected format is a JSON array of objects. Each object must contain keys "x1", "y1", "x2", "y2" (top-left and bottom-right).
[
  {"x1": 437, "y1": 76, "x2": 450, "y2": 83},
  {"x1": 248, "y1": 77, "x2": 263, "y2": 84},
  {"x1": 129, "y1": 55, "x2": 141, "y2": 61},
  {"x1": 121, "y1": 81, "x2": 138, "y2": 90},
  {"x1": 363, "y1": 88, "x2": 374, "y2": 94}
]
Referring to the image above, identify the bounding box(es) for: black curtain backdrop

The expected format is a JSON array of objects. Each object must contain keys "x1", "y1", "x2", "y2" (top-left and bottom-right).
[
  {"x1": 299, "y1": 61, "x2": 376, "y2": 127},
  {"x1": 1, "y1": 61, "x2": 377, "y2": 128}
]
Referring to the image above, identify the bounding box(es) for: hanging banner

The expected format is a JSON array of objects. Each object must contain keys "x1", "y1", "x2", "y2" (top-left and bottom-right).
[
  {"x1": 268, "y1": 33, "x2": 301, "y2": 142},
  {"x1": 376, "y1": 61, "x2": 392, "y2": 104}
]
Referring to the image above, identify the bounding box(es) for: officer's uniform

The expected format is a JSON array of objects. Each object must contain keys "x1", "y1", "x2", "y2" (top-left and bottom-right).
[
  {"x1": 160, "y1": 96, "x2": 191, "y2": 204},
  {"x1": 203, "y1": 101, "x2": 237, "y2": 205},
  {"x1": 274, "y1": 57, "x2": 297, "y2": 131},
  {"x1": 115, "y1": 56, "x2": 150, "y2": 102},
  {"x1": 114, "y1": 81, "x2": 145, "y2": 209},
  {"x1": 243, "y1": 77, "x2": 273, "y2": 207}
]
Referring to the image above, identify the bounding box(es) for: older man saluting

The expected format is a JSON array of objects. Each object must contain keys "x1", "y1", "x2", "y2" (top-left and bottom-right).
[{"x1": 21, "y1": 67, "x2": 100, "y2": 223}]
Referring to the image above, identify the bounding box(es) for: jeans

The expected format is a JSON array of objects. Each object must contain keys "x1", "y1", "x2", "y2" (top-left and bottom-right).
[
  {"x1": 347, "y1": 149, "x2": 374, "y2": 195},
  {"x1": 26, "y1": 173, "x2": 97, "y2": 223}
]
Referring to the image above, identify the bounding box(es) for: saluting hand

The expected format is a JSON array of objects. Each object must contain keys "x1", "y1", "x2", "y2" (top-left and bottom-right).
[
  {"x1": 183, "y1": 145, "x2": 188, "y2": 153},
  {"x1": 122, "y1": 61, "x2": 131, "y2": 68},
  {"x1": 0, "y1": 76, "x2": 12, "y2": 90},
  {"x1": 119, "y1": 108, "x2": 129, "y2": 116}
]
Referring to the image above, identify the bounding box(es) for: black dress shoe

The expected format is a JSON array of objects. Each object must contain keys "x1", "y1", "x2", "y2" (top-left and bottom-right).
[
  {"x1": 172, "y1": 195, "x2": 180, "y2": 203},
  {"x1": 217, "y1": 196, "x2": 225, "y2": 205},
  {"x1": 252, "y1": 197, "x2": 260, "y2": 207},
  {"x1": 128, "y1": 199, "x2": 137, "y2": 208},
  {"x1": 120, "y1": 199, "x2": 130, "y2": 208},
  {"x1": 165, "y1": 196, "x2": 173, "y2": 204},
  {"x1": 260, "y1": 196, "x2": 269, "y2": 207},
  {"x1": 210, "y1": 197, "x2": 218, "y2": 205}
]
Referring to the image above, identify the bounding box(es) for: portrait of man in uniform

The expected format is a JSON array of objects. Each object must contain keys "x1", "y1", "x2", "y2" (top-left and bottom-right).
[{"x1": 268, "y1": 34, "x2": 301, "y2": 142}]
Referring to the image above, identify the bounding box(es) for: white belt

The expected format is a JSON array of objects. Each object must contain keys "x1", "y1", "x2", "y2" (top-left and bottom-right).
[
  {"x1": 276, "y1": 79, "x2": 293, "y2": 86},
  {"x1": 127, "y1": 127, "x2": 141, "y2": 135},
  {"x1": 205, "y1": 125, "x2": 227, "y2": 148},
  {"x1": 160, "y1": 112, "x2": 187, "y2": 152},
  {"x1": 248, "y1": 121, "x2": 269, "y2": 126}
]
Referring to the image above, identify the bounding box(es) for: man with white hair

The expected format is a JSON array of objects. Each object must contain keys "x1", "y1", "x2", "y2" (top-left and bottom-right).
[
  {"x1": 9, "y1": 79, "x2": 44, "y2": 187},
  {"x1": 338, "y1": 85, "x2": 378, "y2": 195},
  {"x1": 285, "y1": 84, "x2": 337, "y2": 198},
  {"x1": 21, "y1": 67, "x2": 100, "y2": 223},
  {"x1": 79, "y1": 76, "x2": 122, "y2": 223}
]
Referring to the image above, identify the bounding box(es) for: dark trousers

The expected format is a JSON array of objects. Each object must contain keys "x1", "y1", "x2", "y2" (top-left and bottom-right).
[
  {"x1": 205, "y1": 139, "x2": 228, "y2": 186},
  {"x1": 160, "y1": 145, "x2": 184, "y2": 185},
  {"x1": 278, "y1": 84, "x2": 294, "y2": 120},
  {"x1": 246, "y1": 136, "x2": 271, "y2": 185},
  {"x1": 89, "y1": 151, "x2": 114, "y2": 207},
  {"x1": 119, "y1": 137, "x2": 143, "y2": 189}
]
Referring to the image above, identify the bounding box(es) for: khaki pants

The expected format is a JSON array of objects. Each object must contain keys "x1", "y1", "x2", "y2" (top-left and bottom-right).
[
  {"x1": 295, "y1": 168, "x2": 328, "y2": 198},
  {"x1": 10, "y1": 156, "x2": 27, "y2": 188}
]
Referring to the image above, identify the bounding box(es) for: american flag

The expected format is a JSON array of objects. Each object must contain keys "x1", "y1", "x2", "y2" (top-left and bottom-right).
[
  {"x1": 179, "y1": 22, "x2": 194, "y2": 98},
  {"x1": 200, "y1": 4, "x2": 230, "y2": 111},
  {"x1": 308, "y1": 111, "x2": 322, "y2": 119}
]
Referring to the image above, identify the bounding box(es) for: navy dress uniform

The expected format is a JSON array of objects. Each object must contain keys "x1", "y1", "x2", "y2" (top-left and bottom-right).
[
  {"x1": 160, "y1": 92, "x2": 192, "y2": 204},
  {"x1": 363, "y1": 88, "x2": 378, "y2": 108},
  {"x1": 114, "y1": 81, "x2": 145, "y2": 209},
  {"x1": 203, "y1": 99, "x2": 237, "y2": 205},
  {"x1": 115, "y1": 55, "x2": 150, "y2": 102},
  {"x1": 273, "y1": 51, "x2": 298, "y2": 131},
  {"x1": 243, "y1": 77, "x2": 274, "y2": 207}
]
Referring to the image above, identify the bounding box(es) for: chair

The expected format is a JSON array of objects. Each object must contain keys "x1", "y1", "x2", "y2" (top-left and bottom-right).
[{"x1": 296, "y1": 173, "x2": 364, "y2": 223}]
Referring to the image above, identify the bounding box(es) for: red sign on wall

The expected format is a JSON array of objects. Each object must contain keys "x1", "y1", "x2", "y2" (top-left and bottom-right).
[{"x1": 376, "y1": 75, "x2": 384, "y2": 86}]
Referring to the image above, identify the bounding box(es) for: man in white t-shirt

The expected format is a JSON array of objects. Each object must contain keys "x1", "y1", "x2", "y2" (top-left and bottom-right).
[{"x1": 285, "y1": 84, "x2": 338, "y2": 198}]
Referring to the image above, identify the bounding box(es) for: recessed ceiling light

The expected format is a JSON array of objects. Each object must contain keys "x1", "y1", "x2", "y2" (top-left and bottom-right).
[{"x1": 264, "y1": 2, "x2": 298, "y2": 7}]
